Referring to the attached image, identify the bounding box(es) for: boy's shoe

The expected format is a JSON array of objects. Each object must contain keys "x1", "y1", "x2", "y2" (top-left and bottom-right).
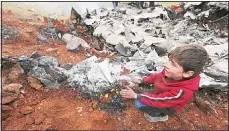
[{"x1": 144, "y1": 113, "x2": 168, "y2": 122}]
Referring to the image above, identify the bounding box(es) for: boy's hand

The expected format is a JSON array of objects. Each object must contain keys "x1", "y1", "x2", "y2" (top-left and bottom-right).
[{"x1": 120, "y1": 86, "x2": 137, "y2": 99}]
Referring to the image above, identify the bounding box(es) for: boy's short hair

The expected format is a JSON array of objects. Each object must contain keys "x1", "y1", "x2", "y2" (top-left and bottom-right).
[{"x1": 168, "y1": 44, "x2": 209, "y2": 78}]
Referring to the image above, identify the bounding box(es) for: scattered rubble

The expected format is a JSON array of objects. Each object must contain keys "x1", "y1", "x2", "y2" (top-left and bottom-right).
[
  {"x1": 20, "y1": 106, "x2": 34, "y2": 115},
  {"x1": 59, "y1": 32, "x2": 90, "y2": 52},
  {"x1": 82, "y1": 2, "x2": 228, "y2": 92},
  {"x1": 2, "y1": 83, "x2": 24, "y2": 104},
  {"x1": 27, "y1": 76, "x2": 43, "y2": 90},
  {"x1": 2, "y1": 24, "x2": 19, "y2": 44}
]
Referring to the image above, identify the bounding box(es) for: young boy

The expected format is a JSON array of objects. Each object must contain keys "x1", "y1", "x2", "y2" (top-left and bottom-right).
[{"x1": 120, "y1": 44, "x2": 209, "y2": 122}]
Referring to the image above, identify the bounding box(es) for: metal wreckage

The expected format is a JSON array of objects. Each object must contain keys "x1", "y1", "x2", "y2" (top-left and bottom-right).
[{"x1": 2, "y1": 2, "x2": 228, "y2": 111}]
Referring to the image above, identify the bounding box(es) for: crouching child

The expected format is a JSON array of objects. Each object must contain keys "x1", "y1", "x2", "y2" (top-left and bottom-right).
[{"x1": 120, "y1": 44, "x2": 209, "y2": 122}]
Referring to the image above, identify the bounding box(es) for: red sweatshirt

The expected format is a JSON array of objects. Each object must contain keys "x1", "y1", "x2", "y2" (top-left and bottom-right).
[{"x1": 138, "y1": 68, "x2": 200, "y2": 111}]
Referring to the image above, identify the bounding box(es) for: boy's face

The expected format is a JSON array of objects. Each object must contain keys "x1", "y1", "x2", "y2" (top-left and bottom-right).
[{"x1": 164, "y1": 58, "x2": 194, "y2": 80}]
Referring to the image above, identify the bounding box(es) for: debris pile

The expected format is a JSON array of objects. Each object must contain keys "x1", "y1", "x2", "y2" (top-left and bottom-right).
[
  {"x1": 2, "y1": 83, "x2": 24, "y2": 120},
  {"x1": 2, "y1": 24, "x2": 19, "y2": 44},
  {"x1": 82, "y1": 2, "x2": 228, "y2": 91},
  {"x1": 181, "y1": 2, "x2": 228, "y2": 34}
]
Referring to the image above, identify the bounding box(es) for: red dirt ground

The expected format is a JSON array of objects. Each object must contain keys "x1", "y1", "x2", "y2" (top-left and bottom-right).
[{"x1": 1, "y1": 4, "x2": 228, "y2": 130}]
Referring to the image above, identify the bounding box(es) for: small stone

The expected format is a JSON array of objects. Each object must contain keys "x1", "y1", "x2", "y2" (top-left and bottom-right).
[
  {"x1": 195, "y1": 96, "x2": 214, "y2": 113},
  {"x1": 41, "y1": 124, "x2": 52, "y2": 130},
  {"x1": 19, "y1": 94, "x2": 25, "y2": 99},
  {"x1": 147, "y1": 8, "x2": 153, "y2": 13},
  {"x1": 2, "y1": 105, "x2": 13, "y2": 111},
  {"x1": 5, "y1": 116, "x2": 13, "y2": 121},
  {"x1": 8, "y1": 64, "x2": 24, "y2": 82},
  {"x1": 76, "y1": 107, "x2": 83, "y2": 113},
  {"x1": 88, "y1": 107, "x2": 93, "y2": 112},
  {"x1": 15, "y1": 110, "x2": 24, "y2": 118},
  {"x1": 2, "y1": 113, "x2": 11, "y2": 120},
  {"x1": 74, "y1": 95, "x2": 78, "y2": 100},
  {"x1": 38, "y1": 106, "x2": 42, "y2": 110},
  {"x1": 34, "y1": 113, "x2": 46, "y2": 125},
  {"x1": 194, "y1": 113, "x2": 199, "y2": 117},
  {"x1": 20, "y1": 106, "x2": 34, "y2": 115},
  {"x1": 26, "y1": 115, "x2": 35, "y2": 125},
  {"x1": 2, "y1": 121, "x2": 8, "y2": 129},
  {"x1": 91, "y1": 101, "x2": 98, "y2": 109},
  {"x1": 138, "y1": 122, "x2": 141, "y2": 125},
  {"x1": 30, "y1": 51, "x2": 43, "y2": 59},
  {"x1": 2, "y1": 95, "x2": 19, "y2": 104},
  {"x1": 103, "y1": 119, "x2": 107, "y2": 123},
  {"x1": 117, "y1": 117, "x2": 121, "y2": 121},
  {"x1": 27, "y1": 76, "x2": 43, "y2": 90},
  {"x1": 46, "y1": 48, "x2": 57, "y2": 52},
  {"x1": 137, "y1": 10, "x2": 142, "y2": 14},
  {"x1": 3, "y1": 83, "x2": 23, "y2": 93},
  {"x1": 20, "y1": 89, "x2": 26, "y2": 94}
]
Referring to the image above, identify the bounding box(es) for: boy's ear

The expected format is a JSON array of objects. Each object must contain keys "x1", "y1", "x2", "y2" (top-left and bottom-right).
[{"x1": 182, "y1": 71, "x2": 194, "y2": 78}]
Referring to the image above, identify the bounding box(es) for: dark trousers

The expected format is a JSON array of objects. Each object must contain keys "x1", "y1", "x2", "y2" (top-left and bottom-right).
[{"x1": 136, "y1": 100, "x2": 176, "y2": 117}]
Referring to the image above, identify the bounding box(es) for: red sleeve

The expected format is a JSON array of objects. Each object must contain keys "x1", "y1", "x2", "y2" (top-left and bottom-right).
[
  {"x1": 143, "y1": 68, "x2": 165, "y2": 84},
  {"x1": 139, "y1": 89, "x2": 185, "y2": 108}
]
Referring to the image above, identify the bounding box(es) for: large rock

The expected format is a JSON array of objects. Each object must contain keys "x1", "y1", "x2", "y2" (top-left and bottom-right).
[
  {"x1": 25, "y1": 115, "x2": 35, "y2": 125},
  {"x1": 2, "y1": 94, "x2": 20, "y2": 104},
  {"x1": 22, "y1": 56, "x2": 69, "y2": 88},
  {"x1": 183, "y1": 2, "x2": 202, "y2": 10},
  {"x1": 130, "y1": 34, "x2": 144, "y2": 44},
  {"x1": 43, "y1": 66, "x2": 69, "y2": 83},
  {"x1": 31, "y1": 112, "x2": 46, "y2": 125},
  {"x1": 67, "y1": 56, "x2": 123, "y2": 96},
  {"x1": 62, "y1": 33, "x2": 90, "y2": 51},
  {"x1": 27, "y1": 76, "x2": 43, "y2": 90},
  {"x1": 204, "y1": 43, "x2": 228, "y2": 58},
  {"x1": 38, "y1": 56, "x2": 58, "y2": 67},
  {"x1": 2, "y1": 83, "x2": 23, "y2": 94},
  {"x1": 20, "y1": 106, "x2": 34, "y2": 115},
  {"x1": 106, "y1": 34, "x2": 129, "y2": 46},
  {"x1": 29, "y1": 66, "x2": 47, "y2": 79},
  {"x1": 199, "y1": 73, "x2": 228, "y2": 91},
  {"x1": 30, "y1": 51, "x2": 44, "y2": 59},
  {"x1": 2, "y1": 105, "x2": 13, "y2": 111},
  {"x1": 29, "y1": 66, "x2": 60, "y2": 88},
  {"x1": 59, "y1": 63, "x2": 74, "y2": 70},
  {"x1": 194, "y1": 96, "x2": 216, "y2": 113},
  {"x1": 133, "y1": 7, "x2": 170, "y2": 21},
  {"x1": 207, "y1": 2, "x2": 228, "y2": 10},
  {"x1": 203, "y1": 60, "x2": 228, "y2": 82},
  {"x1": 8, "y1": 64, "x2": 24, "y2": 82},
  {"x1": 2, "y1": 24, "x2": 19, "y2": 44},
  {"x1": 143, "y1": 35, "x2": 166, "y2": 46},
  {"x1": 18, "y1": 56, "x2": 38, "y2": 73}
]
